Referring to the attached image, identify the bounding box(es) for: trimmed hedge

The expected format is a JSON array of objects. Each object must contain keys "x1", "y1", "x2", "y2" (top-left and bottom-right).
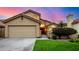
[{"x1": 53, "y1": 28, "x2": 77, "y2": 39}]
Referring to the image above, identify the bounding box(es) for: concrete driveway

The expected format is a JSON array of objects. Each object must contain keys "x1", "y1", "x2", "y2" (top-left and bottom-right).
[{"x1": 0, "y1": 38, "x2": 36, "y2": 51}]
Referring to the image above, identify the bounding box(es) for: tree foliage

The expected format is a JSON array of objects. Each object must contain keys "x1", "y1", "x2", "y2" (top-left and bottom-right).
[{"x1": 57, "y1": 21, "x2": 67, "y2": 28}]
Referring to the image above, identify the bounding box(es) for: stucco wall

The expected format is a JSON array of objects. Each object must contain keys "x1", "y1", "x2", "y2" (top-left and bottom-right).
[
  {"x1": 25, "y1": 12, "x2": 40, "y2": 20},
  {"x1": 40, "y1": 20, "x2": 50, "y2": 26},
  {"x1": 72, "y1": 24, "x2": 79, "y2": 34},
  {"x1": 47, "y1": 24, "x2": 57, "y2": 38},
  {"x1": 0, "y1": 21, "x2": 5, "y2": 26}
]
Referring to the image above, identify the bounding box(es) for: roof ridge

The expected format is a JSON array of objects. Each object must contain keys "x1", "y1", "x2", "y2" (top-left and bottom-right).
[{"x1": 22, "y1": 9, "x2": 41, "y2": 16}]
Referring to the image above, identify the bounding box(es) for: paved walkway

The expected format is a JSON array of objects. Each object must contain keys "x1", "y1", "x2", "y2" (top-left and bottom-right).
[
  {"x1": 0, "y1": 38, "x2": 36, "y2": 51},
  {"x1": 41, "y1": 35, "x2": 48, "y2": 39}
]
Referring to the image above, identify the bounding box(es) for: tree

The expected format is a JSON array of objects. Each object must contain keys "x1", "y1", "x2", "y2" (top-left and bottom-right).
[
  {"x1": 58, "y1": 21, "x2": 63, "y2": 28},
  {"x1": 57, "y1": 21, "x2": 67, "y2": 28}
]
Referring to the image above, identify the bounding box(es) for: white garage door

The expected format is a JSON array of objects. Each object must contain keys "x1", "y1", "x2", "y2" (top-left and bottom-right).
[{"x1": 8, "y1": 25, "x2": 36, "y2": 38}]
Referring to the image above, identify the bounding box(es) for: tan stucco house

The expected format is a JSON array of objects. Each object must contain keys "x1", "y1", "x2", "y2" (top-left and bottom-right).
[
  {"x1": 0, "y1": 10, "x2": 79, "y2": 38},
  {"x1": 0, "y1": 9, "x2": 56, "y2": 38}
]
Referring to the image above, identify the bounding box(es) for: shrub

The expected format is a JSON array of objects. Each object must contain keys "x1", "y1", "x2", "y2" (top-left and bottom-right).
[
  {"x1": 53, "y1": 28, "x2": 77, "y2": 39},
  {"x1": 69, "y1": 39, "x2": 79, "y2": 42},
  {"x1": 75, "y1": 40, "x2": 79, "y2": 42},
  {"x1": 69, "y1": 39, "x2": 75, "y2": 42},
  {"x1": 52, "y1": 35, "x2": 57, "y2": 39}
]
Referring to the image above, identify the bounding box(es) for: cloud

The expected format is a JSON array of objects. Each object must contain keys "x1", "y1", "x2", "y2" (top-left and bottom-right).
[{"x1": 0, "y1": 15, "x2": 7, "y2": 19}]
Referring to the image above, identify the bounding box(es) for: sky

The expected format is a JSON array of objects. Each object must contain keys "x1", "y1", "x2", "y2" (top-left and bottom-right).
[{"x1": 0, "y1": 7, "x2": 79, "y2": 23}]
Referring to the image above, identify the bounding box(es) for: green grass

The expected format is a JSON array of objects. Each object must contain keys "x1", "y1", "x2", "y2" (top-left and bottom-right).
[{"x1": 33, "y1": 40, "x2": 79, "y2": 51}]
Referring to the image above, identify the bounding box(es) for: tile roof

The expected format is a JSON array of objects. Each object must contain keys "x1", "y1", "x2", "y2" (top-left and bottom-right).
[{"x1": 72, "y1": 19, "x2": 79, "y2": 25}]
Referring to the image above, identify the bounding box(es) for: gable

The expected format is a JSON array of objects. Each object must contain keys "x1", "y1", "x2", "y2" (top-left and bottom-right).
[
  {"x1": 5, "y1": 16, "x2": 39, "y2": 25},
  {"x1": 24, "y1": 12, "x2": 40, "y2": 20},
  {"x1": 23, "y1": 10, "x2": 41, "y2": 20}
]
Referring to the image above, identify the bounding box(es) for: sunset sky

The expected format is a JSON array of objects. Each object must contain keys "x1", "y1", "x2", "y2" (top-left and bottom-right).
[{"x1": 0, "y1": 7, "x2": 79, "y2": 23}]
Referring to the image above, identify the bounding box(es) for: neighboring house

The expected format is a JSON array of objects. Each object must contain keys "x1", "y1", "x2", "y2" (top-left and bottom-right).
[
  {"x1": 0, "y1": 9, "x2": 56, "y2": 38},
  {"x1": 72, "y1": 19, "x2": 79, "y2": 34},
  {"x1": 66, "y1": 14, "x2": 79, "y2": 38},
  {"x1": 72, "y1": 19, "x2": 79, "y2": 37}
]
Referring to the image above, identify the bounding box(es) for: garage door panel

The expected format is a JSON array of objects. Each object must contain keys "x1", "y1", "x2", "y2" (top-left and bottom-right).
[{"x1": 8, "y1": 25, "x2": 36, "y2": 37}]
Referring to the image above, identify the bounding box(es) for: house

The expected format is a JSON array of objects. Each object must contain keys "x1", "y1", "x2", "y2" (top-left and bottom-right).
[
  {"x1": 0, "y1": 9, "x2": 57, "y2": 38},
  {"x1": 1, "y1": 9, "x2": 78, "y2": 38}
]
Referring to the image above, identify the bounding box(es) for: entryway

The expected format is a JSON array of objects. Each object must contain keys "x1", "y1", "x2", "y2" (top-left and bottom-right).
[{"x1": 40, "y1": 27, "x2": 48, "y2": 38}]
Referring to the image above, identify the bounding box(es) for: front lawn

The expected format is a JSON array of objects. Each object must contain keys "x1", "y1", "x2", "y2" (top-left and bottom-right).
[{"x1": 33, "y1": 40, "x2": 79, "y2": 51}]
